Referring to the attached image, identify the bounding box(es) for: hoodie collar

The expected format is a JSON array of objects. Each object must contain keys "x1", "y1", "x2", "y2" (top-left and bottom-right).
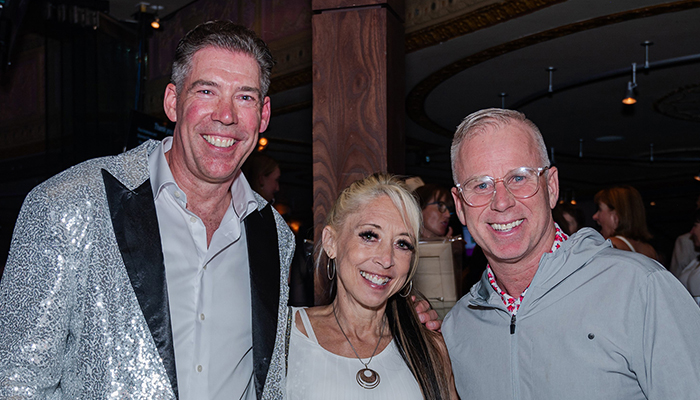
[{"x1": 472, "y1": 227, "x2": 609, "y2": 311}]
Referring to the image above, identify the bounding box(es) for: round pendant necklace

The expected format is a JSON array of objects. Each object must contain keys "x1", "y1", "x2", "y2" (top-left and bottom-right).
[{"x1": 333, "y1": 303, "x2": 386, "y2": 389}]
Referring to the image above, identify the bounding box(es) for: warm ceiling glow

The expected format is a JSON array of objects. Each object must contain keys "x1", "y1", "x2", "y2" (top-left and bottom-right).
[
  {"x1": 151, "y1": 19, "x2": 160, "y2": 29},
  {"x1": 570, "y1": 199, "x2": 577, "y2": 205},
  {"x1": 259, "y1": 137, "x2": 268, "y2": 146},
  {"x1": 650, "y1": 201, "x2": 656, "y2": 206},
  {"x1": 622, "y1": 97, "x2": 636, "y2": 105}
]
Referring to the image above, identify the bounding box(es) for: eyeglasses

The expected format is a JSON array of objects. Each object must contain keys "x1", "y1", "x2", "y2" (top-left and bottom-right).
[
  {"x1": 426, "y1": 201, "x2": 451, "y2": 214},
  {"x1": 455, "y1": 166, "x2": 549, "y2": 207}
]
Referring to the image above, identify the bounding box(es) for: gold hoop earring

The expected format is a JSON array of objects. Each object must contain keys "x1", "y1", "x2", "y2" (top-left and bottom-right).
[
  {"x1": 399, "y1": 280, "x2": 413, "y2": 297},
  {"x1": 326, "y1": 257, "x2": 336, "y2": 280}
]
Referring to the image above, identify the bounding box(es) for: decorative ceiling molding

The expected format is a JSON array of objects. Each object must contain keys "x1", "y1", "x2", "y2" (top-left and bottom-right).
[
  {"x1": 269, "y1": 68, "x2": 313, "y2": 95},
  {"x1": 268, "y1": 31, "x2": 312, "y2": 78},
  {"x1": 405, "y1": 0, "x2": 507, "y2": 32},
  {"x1": 405, "y1": 0, "x2": 566, "y2": 52},
  {"x1": 655, "y1": 83, "x2": 700, "y2": 122},
  {"x1": 406, "y1": 0, "x2": 700, "y2": 138},
  {"x1": 270, "y1": 0, "x2": 564, "y2": 95}
]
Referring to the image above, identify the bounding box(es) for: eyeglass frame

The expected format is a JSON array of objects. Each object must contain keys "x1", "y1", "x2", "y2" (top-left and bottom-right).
[
  {"x1": 454, "y1": 166, "x2": 550, "y2": 207},
  {"x1": 425, "y1": 201, "x2": 451, "y2": 214}
]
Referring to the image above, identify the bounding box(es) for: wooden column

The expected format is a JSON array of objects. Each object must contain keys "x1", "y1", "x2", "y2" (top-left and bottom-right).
[{"x1": 312, "y1": 0, "x2": 405, "y2": 304}]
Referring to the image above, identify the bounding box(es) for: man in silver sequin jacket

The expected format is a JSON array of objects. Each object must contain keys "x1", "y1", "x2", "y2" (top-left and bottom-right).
[{"x1": 0, "y1": 22, "x2": 294, "y2": 400}]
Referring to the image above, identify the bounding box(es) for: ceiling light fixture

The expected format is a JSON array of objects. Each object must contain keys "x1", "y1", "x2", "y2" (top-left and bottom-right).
[
  {"x1": 641, "y1": 41, "x2": 654, "y2": 69},
  {"x1": 695, "y1": 170, "x2": 700, "y2": 182},
  {"x1": 622, "y1": 62, "x2": 637, "y2": 105},
  {"x1": 499, "y1": 92, "x2": 507, "y2": 108},
  {"x1": 579, "y1": 138, "x2": 583, "y2": 158},
  {"x1": 150, "y1": 5, "x2": 163, "y2": 30},
  {"x1": 546, "y1": 66, "x2": 556, "y2": 93}
]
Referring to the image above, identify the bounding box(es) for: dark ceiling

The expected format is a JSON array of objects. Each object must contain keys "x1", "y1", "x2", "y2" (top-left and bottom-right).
[
  {"x1": 404, "y1": 1, "x2": 700, "y2": 200},
  {"x1": 105, "y1": 0, "x2": 700, "y2": 208}
]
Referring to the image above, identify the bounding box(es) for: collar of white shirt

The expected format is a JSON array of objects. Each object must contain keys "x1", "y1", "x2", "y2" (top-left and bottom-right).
[{"x1": 149, "y1": 136, "x2": 260, "y2": 220}]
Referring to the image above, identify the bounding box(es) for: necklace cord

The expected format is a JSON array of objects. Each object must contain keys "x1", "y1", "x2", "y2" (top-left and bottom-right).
[{"x1": 332, "y1": 302, "x2": 386, "y2": 368}]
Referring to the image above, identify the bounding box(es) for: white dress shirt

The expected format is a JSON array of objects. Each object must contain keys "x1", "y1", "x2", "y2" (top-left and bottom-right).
[{"x1": 149, "y1": 137, "x2": 258, "y2": 400}]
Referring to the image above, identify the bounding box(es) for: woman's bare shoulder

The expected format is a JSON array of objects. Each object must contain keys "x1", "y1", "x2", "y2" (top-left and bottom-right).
[
  {"x1": 636, "y1": 241, "x2": 659, "y2": 261},
  {"x1": 294, "y1": 305, "x2": 331, "y2": 338},
  {"x1": 609, "y1": 236, "x2": 630, "y2": 251}
]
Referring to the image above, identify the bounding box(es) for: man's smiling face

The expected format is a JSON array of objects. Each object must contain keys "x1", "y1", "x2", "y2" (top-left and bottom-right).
[
  {"x1": 164, "y1": 47, "x2": 270, "y2": 187},
  {"x1": 451, "y1": 120, "x2": 559, "y2": 267}
]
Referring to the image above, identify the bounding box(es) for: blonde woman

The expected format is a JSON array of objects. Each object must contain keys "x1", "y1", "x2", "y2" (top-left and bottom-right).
[{"x1": 286, "y1": 174, "x2": 458, "y2": 399}]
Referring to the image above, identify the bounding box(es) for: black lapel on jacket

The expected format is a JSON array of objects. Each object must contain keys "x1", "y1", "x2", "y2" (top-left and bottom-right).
[
  {"x1": 245, "y1": 204, "x2": 280, "y2": 399},
  {"x1": 102, "y1": 169, "x2": 179, "y2": 399}
]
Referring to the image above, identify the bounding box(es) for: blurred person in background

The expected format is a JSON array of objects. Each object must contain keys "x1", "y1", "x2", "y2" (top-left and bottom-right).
[
  {"x1": 593, "y1": 186, "x2": 659, "y2": 261},
  {"x1": 676, "y1": 209, "x2": 700, "y2": 295},
  {"x1": 242, "y1": 152, "x2": 280, "y2": 204},
  {"x1": 242, "y1": 152, "x2": 315, "y2": 306},
  {"x1": 670, "y1": 194, "x2": 700, "y2": 277},
  {"x1": 552, "y1": 202, "x2": 586, "y2": 235},
  {"x1": 414, "y1": 183, "x2": 454, "y2": 239}
]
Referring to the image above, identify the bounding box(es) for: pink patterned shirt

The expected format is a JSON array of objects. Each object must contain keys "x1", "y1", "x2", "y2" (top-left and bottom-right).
[{"x1": 487, "y1": 224, "x2": 569, "y2": 315}]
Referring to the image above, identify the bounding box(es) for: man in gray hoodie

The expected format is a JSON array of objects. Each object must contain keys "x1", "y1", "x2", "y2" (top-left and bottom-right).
[{"x1": 443, "y1": 108, "x2": 700, "y2": 399}]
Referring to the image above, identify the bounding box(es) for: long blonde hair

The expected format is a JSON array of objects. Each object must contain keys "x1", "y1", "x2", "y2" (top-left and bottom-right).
[{"x1": 317, "y1": 173, "x2": 450, "y2": 399}]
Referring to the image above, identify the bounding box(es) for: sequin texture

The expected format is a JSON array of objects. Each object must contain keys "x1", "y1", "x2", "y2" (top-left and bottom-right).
[{"x1": 0, "y1": 141, "x2": 294, "y2": 399}]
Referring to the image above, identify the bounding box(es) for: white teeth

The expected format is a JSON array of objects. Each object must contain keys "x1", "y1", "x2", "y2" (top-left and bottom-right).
[
  {"x1": 490, "y1": 219, "x2": 524, "y2": 232},
  {"x1": 203, "y1": 135, "x2": 235, "y2": 148},
  {"x1": 360, "y1": 271, "x2": 390, "y2": 286}
]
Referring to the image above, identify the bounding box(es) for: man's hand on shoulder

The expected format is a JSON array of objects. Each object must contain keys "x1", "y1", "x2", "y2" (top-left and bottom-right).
[{"x1": 413, "y1": 295, "x2": 441, "y2": 331}]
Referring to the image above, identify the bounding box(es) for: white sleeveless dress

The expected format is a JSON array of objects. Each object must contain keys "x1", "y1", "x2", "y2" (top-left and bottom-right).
[{"x1": 286, "y1": 307, "x2": 423, "y2": 400}]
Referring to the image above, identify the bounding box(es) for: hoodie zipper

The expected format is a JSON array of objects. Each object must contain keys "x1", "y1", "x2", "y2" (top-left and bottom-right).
[{"x1": 510, "y1": 314, "x2": 516, "y2": 334}]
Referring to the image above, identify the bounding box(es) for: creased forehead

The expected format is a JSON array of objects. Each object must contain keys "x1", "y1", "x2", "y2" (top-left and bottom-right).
[{"x1": 456, "y1": 121, "x2": 541, "y2": 179}]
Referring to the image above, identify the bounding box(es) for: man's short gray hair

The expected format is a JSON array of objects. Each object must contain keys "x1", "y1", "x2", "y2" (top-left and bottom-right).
[
  {"x1": 450, "y1": 108, "x2": 550, "y2": 184},
  {"x1": 170, "y1": 21, "x2": 274, "y2": 98}
]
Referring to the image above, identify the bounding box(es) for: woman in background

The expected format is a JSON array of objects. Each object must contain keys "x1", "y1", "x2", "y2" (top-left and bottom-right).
[
  {"x1": 414, "y1": 183, "x2": 453, "y2": 239},
  {"x1": 593, "y1": 186, "x2": 659, "y2": 261},
  {"x1": 552, "y1": 203, "x2": 585, "y2": 235},
  {"x1": 286, "y1": 174, "x2": 457, "y2": 399}
]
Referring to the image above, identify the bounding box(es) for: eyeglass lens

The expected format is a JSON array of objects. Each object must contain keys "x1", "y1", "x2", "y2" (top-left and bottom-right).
[{"x1": 461, "y1": 167, "x2": 543, "y2": 206}]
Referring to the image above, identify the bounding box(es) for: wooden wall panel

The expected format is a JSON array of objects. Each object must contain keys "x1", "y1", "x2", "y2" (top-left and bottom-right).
[{"x1": 312, "y1": 2, "x2": 404, "y2": 304}]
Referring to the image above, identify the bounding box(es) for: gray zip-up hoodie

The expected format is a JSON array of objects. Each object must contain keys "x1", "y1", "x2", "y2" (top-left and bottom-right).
[{"x1": 443, "y1": 227, "x2": 700, "y2": 400}]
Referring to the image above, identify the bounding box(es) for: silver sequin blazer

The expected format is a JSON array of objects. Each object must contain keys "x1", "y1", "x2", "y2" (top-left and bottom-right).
[{"x1": 0, "y1": 140, "x2": 294, "y2": 399}]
